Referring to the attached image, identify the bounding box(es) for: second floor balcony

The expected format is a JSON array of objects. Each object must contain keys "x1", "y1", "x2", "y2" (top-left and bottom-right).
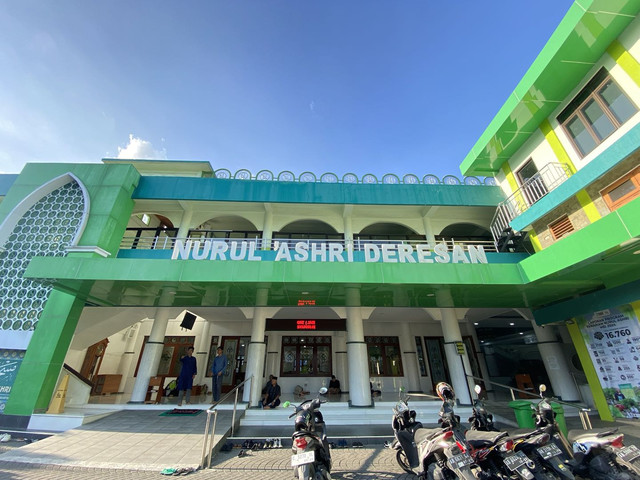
[{"x1": 490, "y1": 162, "x2": 573, "y2": 248}]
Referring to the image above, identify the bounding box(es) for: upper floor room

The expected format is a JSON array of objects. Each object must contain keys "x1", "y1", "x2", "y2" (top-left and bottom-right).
[{"x1": 460, "y1": 0, "x2": 640, "y2": 252}]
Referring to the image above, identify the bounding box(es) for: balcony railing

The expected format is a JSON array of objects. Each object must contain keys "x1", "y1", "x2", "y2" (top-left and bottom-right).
[
  {"x1": 490, "y1": 162, "x2": 573, "y2": 246},
  {"x1": 119, "y1": 235, "x2": 498, "y2": 253}
]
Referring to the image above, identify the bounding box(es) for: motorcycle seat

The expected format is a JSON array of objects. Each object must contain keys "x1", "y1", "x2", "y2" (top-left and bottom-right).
[
  {"x1": 414, "y1": 427, "x2": 444, "y2": 444},
  {"x1": 568, "y1": 428, "x2": 618, "y2": 444},
  {"x1": 466, "y1": 430, "x2": 508, "y2": 447}
]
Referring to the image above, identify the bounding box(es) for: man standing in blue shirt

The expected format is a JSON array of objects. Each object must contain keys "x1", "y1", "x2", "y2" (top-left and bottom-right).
[
  {"x1": 177, "y1": 347, "x2": 197, "y2": 406},
  {"x1": 211, "y1": 347, "x2": 228, "y2": 402}
]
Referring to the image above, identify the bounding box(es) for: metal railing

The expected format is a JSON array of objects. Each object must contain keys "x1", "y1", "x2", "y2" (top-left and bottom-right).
[
  {"x1": 200, "y1": 375, "x2": 253, "y2": 469},
  {"x1": 466, "y1": 375, "x2": 592, "y2": 430},
  {"x1": 120, "y1": 235, "x2": 499, "y2": 253},
  {"x1": 490, "y1": 162, "x2": 573, "y2": 245}
]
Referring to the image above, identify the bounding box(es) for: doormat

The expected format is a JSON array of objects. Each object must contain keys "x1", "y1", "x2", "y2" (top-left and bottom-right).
[{"x1": 159, "y1": 408, "x2": 204, "y2": 416}]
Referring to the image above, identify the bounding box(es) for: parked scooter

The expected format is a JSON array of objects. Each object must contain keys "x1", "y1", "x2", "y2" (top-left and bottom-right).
[
  {"x1": 468, "y1": 385, "x2": 497, "y2": 432},
  {"x1": 532, "y1": 385, "x2": 640, "y2": 480},
  {"x1": 509, "y1": 385, "x2": 574, "y2": 480},
  {"x1": 285, "y1": 388, "x2": 332, "y2": 480},
  {"x1": 390, "y1": 382, "x2": 483, "y2": 480},
  {"x1": 466, "y1": 384, "x2": 559, "y2": 480}
]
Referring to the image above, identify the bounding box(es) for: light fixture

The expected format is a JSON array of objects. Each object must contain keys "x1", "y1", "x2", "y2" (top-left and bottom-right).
[
  {"x1": 474, "y1": 322, "x2": 479, "y2": 326},
  {"x1": 519, "y1": 332, "x2": 524, "y2": 335},
  {"x1": 509, "y1": 322, "x2": 515, "y2": 326}
]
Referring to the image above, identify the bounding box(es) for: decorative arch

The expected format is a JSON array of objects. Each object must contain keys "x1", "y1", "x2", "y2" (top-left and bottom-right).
[
  {"x1": 357, "y1": 221, "x2": 420, "y2": 236},
  {"x1": 0, "y1": 174, "x2": 88, "y2": 335},
  {"x1": 438, "y1": 222, "x2": 492, "y2": 239},
  {"x1": 276, "y1": 219, "x2": 340, "y2": 235},
  {"x1": 0, "y1": 173, "x2": 89, "y2": 248},
  {"x1": 195, "y1": 215, "x2": 260, "y2": 232}
]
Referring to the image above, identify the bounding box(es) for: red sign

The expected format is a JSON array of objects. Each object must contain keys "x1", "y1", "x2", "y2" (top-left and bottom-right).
[
  {"x1": 297, "y1": 299, "x2": 316, "y2": 306},
  {"x1": 296, "y1": 320, "x2": 316, "y2": 330}
]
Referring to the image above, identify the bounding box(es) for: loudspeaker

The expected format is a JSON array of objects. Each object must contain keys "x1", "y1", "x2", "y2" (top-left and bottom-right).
[{"x1": 180, "y1": 312, "x2": 196, "y2": 330}]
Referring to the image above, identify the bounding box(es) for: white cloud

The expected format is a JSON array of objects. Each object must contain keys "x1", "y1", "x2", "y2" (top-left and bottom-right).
[{"x1": 116, "y1": 134, "x2": 167, "y2": 159}]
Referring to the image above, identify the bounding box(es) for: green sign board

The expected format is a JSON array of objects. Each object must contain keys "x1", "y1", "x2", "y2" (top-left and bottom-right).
[{"x1": 0, "y1": 349, "x2": 25, "y2": 413}]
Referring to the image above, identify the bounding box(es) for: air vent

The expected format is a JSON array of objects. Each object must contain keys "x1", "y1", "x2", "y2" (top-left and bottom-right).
[{"x1": 549, "y1": 215, "x2": 574, "y2": 240}]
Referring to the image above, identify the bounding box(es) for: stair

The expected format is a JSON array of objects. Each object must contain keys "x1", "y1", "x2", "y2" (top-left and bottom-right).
[{"x1": 240, "y1": 399, "x2": 474, "y2": 427}]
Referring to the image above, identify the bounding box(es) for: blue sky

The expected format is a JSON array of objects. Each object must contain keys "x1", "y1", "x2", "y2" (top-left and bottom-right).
[{"x1": 0, "y1": 1, "x2": 574, "y2": 180}]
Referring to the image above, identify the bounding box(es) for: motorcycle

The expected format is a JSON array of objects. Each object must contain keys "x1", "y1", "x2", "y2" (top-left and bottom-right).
[
  {"x1": 284, "y1": 387, "x2": 332, "y2": 480},
  {"x1": 533, "y1": 386, "x2": 640, "y2": 480},
  {"x1": 497, "y1": 384, "x2": 573, "y2": 480},
  {"x1": 466, "y1": 384, "x2": 560, "y2": 480},
  {"x1": 390, "y1": 382, "x2": 483, "y2": 480},
  {"x1": 468, "y1": 385, "x2": 497, "y2": 432}
]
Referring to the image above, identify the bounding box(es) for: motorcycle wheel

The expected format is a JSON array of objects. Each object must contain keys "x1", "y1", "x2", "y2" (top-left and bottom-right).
[
  {"x1": 396, "y1": 449, "x2": 416, "y2": 474},
  {"x1": 296, "y1": 464, "x2": 311, "y2": 480}
]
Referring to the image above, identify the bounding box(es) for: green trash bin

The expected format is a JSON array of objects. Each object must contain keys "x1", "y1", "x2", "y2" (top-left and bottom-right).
[
  {"x1": 508, "y1": 400, "x2": 535, "y2": 428},
  {"x1": 551, "y1": 402, "x2": 568, "y2": 438}
]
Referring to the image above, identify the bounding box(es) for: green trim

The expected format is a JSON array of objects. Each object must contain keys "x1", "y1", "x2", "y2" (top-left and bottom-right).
[
  {"x1": 460, "y1": 0, "x2": 640, "y2": 176},
  {"x1": 566, "y1": 321, "x2": 614, "y2": 421},
  {"x1": 511, "y1": 122, "x2": 640, "y2": 231},
  {"x1": 519, "y1": 195, "x2": 640, "y2": 284},
  {"x1": 607, "y1": 39, "x2": 640, "y2": 87},
  {"x1": 533, "y1": 279, "x2": 640, "y2": 325},
  {"x1": 4, "y1": 289, "x2": 85, "y2": 415},
  {"x1": 133, "y1": 176, "x2": 504, "y2": 207}
]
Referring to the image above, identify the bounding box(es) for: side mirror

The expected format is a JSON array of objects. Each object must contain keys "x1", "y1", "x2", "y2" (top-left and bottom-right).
[
  {"x1": 474, "y1": 385, "x2": 482, "y2": 395},
  {"x1": 539, "y1": 384, "x2": 547, "y2": 394},
  {"x1": 283, "y1": 401, "x2": 291, "y2": 408},
  {"x1": 319, "y1": 387, "x2": 328, "y2": 395}
]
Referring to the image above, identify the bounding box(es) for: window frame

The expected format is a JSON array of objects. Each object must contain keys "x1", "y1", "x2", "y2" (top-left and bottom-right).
[
  {"x1": 600, "y1": 165, "x2": 640, "y2": 211},
  {"x1": 548, "y1": 215, "x2": 575, "y2": 241},
  {"x1": 279, "y1": 335, "x2": 332, "y2": 377},
  {"x1": 365, "y1": 336, "x2": 404, "y2": 377},
  {"x1": 559, "y1": 70, "x2": 637, "y2": 158}
]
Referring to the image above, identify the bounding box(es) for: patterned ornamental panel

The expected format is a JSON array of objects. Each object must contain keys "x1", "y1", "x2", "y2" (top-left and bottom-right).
[{"x1": 0, "y1": 181, "x2": 84, "y2": 332}]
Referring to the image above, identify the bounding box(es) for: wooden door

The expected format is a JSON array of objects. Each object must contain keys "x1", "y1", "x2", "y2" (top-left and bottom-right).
[{"x1": 81, "y1": 338, "x2": 109, "y2": 383}]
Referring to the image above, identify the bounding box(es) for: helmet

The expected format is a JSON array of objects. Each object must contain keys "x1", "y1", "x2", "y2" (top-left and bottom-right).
[{"x1": 435, "y1": 382, "x2": 456, "y2": 404}]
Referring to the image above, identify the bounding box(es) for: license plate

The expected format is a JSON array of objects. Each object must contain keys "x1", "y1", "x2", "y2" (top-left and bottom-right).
[
  {"x1": 616, "y1": 445, "x2": 640, "y2": 463},
  {"x1": 291, "y1": 451, "x2": 315, "y2": 467},
  {"x1": 537, "y1": 443, "x2": 563, "y2": 460},
  {"x1": 448, "y1": 452, "x2": 474, "y2": 469},
  {"x1": 503, "y1": 451, "x2": 529, "y2": 471}
]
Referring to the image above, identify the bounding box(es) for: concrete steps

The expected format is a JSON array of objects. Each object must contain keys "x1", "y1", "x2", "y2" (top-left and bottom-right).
[{"x1": 240, "y1": 399, "x2": 474, "y2": 427}]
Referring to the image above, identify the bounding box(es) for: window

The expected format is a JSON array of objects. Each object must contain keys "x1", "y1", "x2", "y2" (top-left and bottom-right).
[
  {"x1": 601, "y1": 166, "x2": 640, "y2": 211},
  {"x1": 559, "y1": 68, "x2": 637, "y2": 157},
  {"x1": 549, "y1": 215, "x2": 574, "y2": 240},
  {"x1": 280, "y1": 336, "x2": 331, "y2": 377},
  {"x1": 366, "y1": 336, "x2": 403, "y2": 376}
]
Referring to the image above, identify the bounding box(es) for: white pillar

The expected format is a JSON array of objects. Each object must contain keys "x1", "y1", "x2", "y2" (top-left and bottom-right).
[
  {"x1": 243, "y1": 288, "x2": 268, "y2": 405},
  {"x1": 438, "y1": 297, "x2": 473, "y2": 405},
  {"x1": 194, "y1": 319, "x2": 211, "y2": 386},
  {"x1": 334, "y1": 331, "x2": 348, "y2": 393},
  {"x1": 422, "y1": 216, "x2": 437, "y2": 246},
  {"x1": 176, "y1": 208, "x2": 194, "y2": 239},
  {"x1": 117, "y1": 322, "x2": 142, "y2": 393},
  {"x1": 346, "y1": 287, "x2": 371, "y2": 406},
  {"x1": 465, "y1": 320, "x2": 492, "y2": 391},
  {"x1": 531, "y1": 322, "x2": 580, "y2": 401},
  {"x1": 400, "y1": 323, "x2": 421, "y2": 392},
  {"x1": 129, "y1": 307, "x2": 173, "y2": 403},
  {"x1": 265, "y1": 334, "x2": 279, "y2": 381},
  {"x1": 262, "y1": 205, "x2": 273, "y2": 250}
]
